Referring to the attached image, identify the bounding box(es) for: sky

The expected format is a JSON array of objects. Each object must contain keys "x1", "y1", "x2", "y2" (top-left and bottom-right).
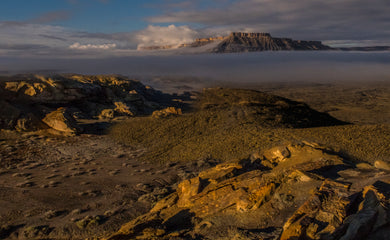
[{"x1": 0, "y1": 0, "x2": 390, "y2": 58}]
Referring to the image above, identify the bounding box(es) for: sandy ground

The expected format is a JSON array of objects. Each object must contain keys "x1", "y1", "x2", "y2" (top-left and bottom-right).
[
  {"x1": 0, "y1": 81, "x2": 389, "y2": 239},
  {"x1": 0, "y1": 132, "x2": 216, "y2": 239}
]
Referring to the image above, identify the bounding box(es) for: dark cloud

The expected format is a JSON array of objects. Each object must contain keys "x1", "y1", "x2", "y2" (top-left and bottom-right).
[
  {"x1": 148, "y1": 0, "x2": 390, "y2": 40},
  {"x1": 38, "y1": 34, "x2": 68, "y2": 42},
  {"x1": 1, "y1": 0, "x2": 389, "y2": 58},
  {"x1": 29, "y1": 10, "x2": 72, "y2": 24},
  {"x1": 0, "y1": 43, "x2": 49, "y2": 50}
]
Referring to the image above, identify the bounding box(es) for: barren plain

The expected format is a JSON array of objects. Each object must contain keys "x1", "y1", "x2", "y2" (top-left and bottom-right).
[{"x1": 0, "y1": 75, "x2": 389, "y2": 239}]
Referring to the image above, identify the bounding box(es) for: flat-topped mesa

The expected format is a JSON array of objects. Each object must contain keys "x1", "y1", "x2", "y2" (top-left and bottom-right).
[
  {"x1": 137, "y1": 32, "x2": 333, "y2": 52},
  {"x1": 230, "y1": 32, "x2": 271, "y2": 38},
  {"x1": 195, "y1": 36, "x2": 226, "y2": 43},
  {"x1": 188, "y1": 36, "x2": 227, "y2": 47},
  {"x1": 213, "y1": 32, "x2": 332, "y2": 53}
]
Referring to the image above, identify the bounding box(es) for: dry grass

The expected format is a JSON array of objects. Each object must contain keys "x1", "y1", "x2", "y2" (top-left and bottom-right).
[{"x1": 109, "y1": 88, "x2": 389, "y2": 164}]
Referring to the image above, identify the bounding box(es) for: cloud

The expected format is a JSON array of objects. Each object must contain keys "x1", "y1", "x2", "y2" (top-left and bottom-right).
[
  {"x1": 0, "y1": 43, "x2": 49, "y2": 50},
  {"x1": 148, "y1": 0, "x2": 390, "y2": 41},
  {"x1": 0, "y1": 22, "x2": 131, "y2": 57},
  {"x1": 69, "y1": 42, "x2": 116, "y2": 50},
  {"x1": 30, "y1": 10, "x2": 72, "y2": 24},
  {"x1": 135, "y1": 25, "x2": 199, "y2": 49},
  {"x1": 1, "y1": 0, "x2": 389, "y2": 58}
]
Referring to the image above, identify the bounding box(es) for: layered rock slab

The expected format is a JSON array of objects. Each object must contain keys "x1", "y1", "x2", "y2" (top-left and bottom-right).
[
  {"x1": 42, "y1": 107, "x2": 82, "y2": 135},
  {"x1": 106, "y1": 142, "x2": 389, "y2": 240}
]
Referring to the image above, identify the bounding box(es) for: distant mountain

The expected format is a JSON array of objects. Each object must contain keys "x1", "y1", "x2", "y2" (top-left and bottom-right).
[
  {"x1": 139, "y1": 32, "x2": 333, "y2": 53},
  {"x1": 138, "y1": 32, "x2": 390, "y2": 53},
  {"x1": 210, "y1": 32, "x2": 332, "y2": 53}
]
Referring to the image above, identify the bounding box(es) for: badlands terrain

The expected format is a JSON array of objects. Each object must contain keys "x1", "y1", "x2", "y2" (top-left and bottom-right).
[{"x1": 0, "y1": 74, "x2": 389, "y2": 239}]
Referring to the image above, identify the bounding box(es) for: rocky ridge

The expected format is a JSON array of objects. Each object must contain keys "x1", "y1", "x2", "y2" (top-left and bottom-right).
[
  {"x1": 0, "y1": 74, "x2": 183, "y2": 134},
  {"x1": 107, "y1": 142, "x2": 390, "y2": 240}
]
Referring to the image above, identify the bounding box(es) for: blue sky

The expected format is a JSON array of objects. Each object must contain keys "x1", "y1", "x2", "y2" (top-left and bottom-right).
[
  {"x1": 0, "y1": 0, "x2": 389, "y2": 57},
  {"x1": 0, "y1": 0, "x2": 161, "y2": 32}
]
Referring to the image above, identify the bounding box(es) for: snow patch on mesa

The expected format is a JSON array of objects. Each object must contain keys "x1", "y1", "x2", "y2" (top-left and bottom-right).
[
  {"x1": 69, "y1": 42, "x2": 117, "y2": 50},
  {"x1": 136, "y1": 25, "x2": 198, "y2": 50}
]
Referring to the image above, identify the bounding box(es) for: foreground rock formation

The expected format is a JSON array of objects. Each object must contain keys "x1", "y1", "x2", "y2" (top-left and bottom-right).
[
  {"x1": 0, "y1": 76, "x2": 389, "y2": 239},
  {"x1": 107, "y1": 142, "x2": 390, "y2": 240},
  {"x1": 0, "y1": 74, "x2": 178, "y2": 134}
]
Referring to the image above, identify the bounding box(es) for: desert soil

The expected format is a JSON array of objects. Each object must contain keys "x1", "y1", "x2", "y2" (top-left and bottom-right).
[
  {"x1": 0, "y1": 131, "x2": 215, "y2": 239},
  {"x1": 0, "y1": 81, "x2": 389, "y2": 239}
]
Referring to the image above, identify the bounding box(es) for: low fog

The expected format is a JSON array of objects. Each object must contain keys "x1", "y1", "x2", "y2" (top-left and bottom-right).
[{"x1": 1, "y1": 51, "x2": 389, "y2": 92}]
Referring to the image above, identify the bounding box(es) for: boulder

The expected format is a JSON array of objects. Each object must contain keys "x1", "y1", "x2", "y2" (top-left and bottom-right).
[
  {"x1": 98, "y1": 109, "x2": 115, "y2": 119},
  {"x1": 356, "y1": 162, "x2": 374, "y2": 170},
  {"x1": 152, "y1": 107, "x2": 182, "y2": 118},
  {"x1": 263, "y1": 146, "x2": 291, "y2": 163},
  {"x1": 42, "y1": 107, "x2": 81, "y2": 134},
  {"x1": 374, "y1": 161, "x2": 390, "y2": 171},
  {"x1": 114, "y1": 102, "x2": 134, "y2": 116}
]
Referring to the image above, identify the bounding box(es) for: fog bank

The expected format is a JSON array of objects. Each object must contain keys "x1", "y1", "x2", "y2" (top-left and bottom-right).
[{"x1": 1, "y1": 51, "x2": 389, "y2": 92}]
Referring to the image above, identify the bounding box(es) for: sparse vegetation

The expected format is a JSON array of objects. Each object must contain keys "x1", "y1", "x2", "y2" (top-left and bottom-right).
[
  {"x1": 75, "y1": 215, "x2": 104, "y2": 229},
  {"x1": 110, "y1": 88, "x2": 389, "y2": 163}
]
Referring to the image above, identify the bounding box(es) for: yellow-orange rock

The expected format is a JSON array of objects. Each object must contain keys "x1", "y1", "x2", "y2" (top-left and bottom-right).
[
  {"x1": 42, "y1": 107, "x2": 81, "y2": 134},
  {"x1": 281, "y1": 180, "x2": 352, "y2": 240},
  {"x1": 152, "y1": 107, "x2": 182, "y2": 118}
]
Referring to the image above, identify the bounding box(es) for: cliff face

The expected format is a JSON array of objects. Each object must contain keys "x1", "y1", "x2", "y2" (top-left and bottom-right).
[
  {"x1": 137, "y1": 32, "x2": 333, "y2": 53},
  {"x1": 212, "y1": 32, "x2": 332, "y2": 53},
  {"x1": 138, "y1": 36, "x2": 227, "y2": 50}
]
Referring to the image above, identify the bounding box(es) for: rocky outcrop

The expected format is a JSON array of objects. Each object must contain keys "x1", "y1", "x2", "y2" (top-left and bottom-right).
[
  {"x1": 199, "y1": 88, "x2": 347, "y2": 128},
  {"x1": 107, "y1": 142, "x2": 390, "y2": 240},
  {"x1": 0, "y1": 100, "x2": 45, "y2": 131},
  {"x1": 0, "y1": 74, "x2": 179, "y2": 132},
  {"x1": 152, "y1": 107, "x2": 182, "y2": 118},
  {"x1": 281, "y1": 179, "x2": 390, "y2": 240},
  {"x1": 42, "y1": 107, "x2": 82, "y2": 135},
  {"x1": 281, "y1": 180, "x2": 353, "y2": 239}
]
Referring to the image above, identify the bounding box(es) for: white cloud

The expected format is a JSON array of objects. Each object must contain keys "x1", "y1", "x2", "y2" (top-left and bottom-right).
[
  {"x1": 148, "y1": 0, "x2": 390, "y2": 41},
  {"x1": 0, "y1": 22, "x2": 135, "y2": 57},
  {"x1": 135, "y1": 25, "x2": 199, "y2": 49},
  {"x1": 69, "y1": 42, "x2": 116, "y2": 50}
]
